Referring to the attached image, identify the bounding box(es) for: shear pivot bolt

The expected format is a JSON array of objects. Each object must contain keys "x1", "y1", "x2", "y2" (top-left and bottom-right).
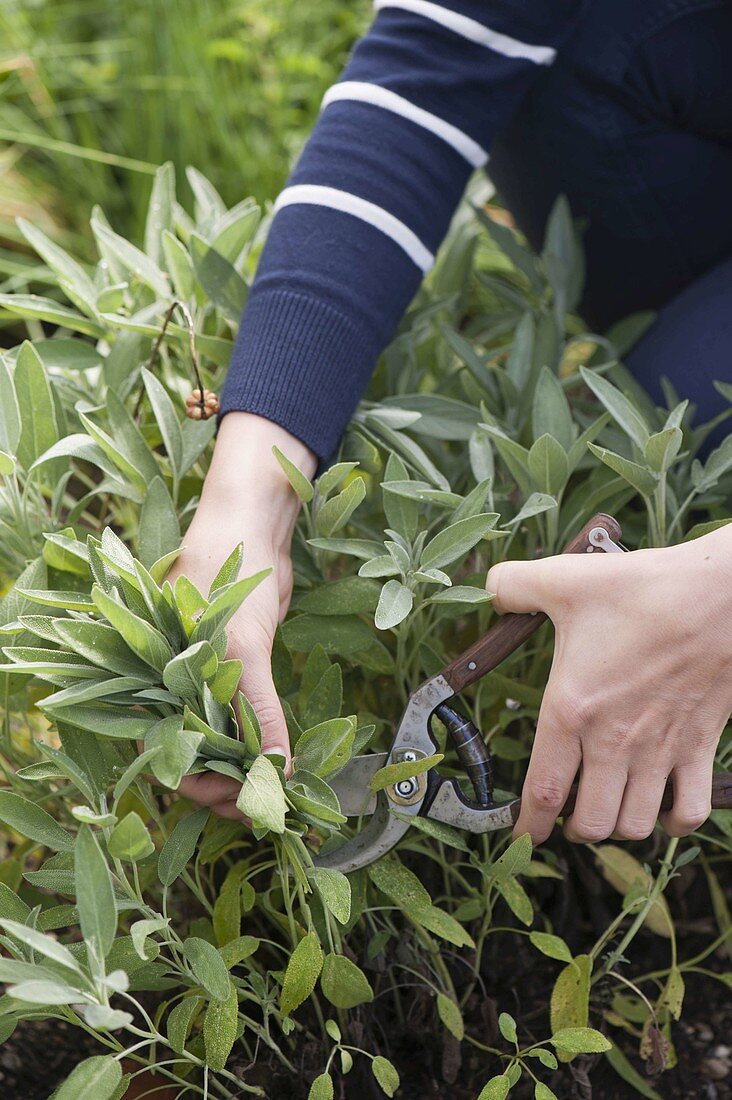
[{"x1": 395, "y1": 778, "x2": 418, "y2": 799}]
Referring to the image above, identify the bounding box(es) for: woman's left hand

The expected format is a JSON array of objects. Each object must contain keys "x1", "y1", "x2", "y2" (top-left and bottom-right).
[{"x1": 485, "y1": 525, "x2": 732, "y2": 844}]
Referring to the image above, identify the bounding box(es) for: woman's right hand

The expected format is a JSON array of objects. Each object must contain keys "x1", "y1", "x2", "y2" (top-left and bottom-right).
[{"x1": 170, "y1": 412, "x2": 317, "y2": 818}]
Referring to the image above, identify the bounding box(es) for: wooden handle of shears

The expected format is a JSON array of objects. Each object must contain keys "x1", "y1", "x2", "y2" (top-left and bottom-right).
[
  {"x1": 509, "y1": 770, "x2": 732, "y2": 823},
  {"x1": 440, "y1": 513, "x2": 623, "y2": 694}
]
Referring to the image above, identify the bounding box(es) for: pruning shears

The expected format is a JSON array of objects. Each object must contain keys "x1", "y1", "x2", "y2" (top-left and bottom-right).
[{"x1": 316, "y1": 513, "x2": 732, "y2": 873}]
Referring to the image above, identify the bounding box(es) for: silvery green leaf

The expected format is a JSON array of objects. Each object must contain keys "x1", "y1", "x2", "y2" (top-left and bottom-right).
[
  {"x1": 141, "y1": 369, "x2": 183, "y2": 472},
  {"x1": 374, "y1": 580, "x2": 413, "y2": 630},
  {"x1": 16, "y1": 220, "x2": 98, "y2": 315},
  {"x1": 162, "y1": 229, "x2": 195, "y2": 299},
  {"x1": 426, "y1": 586, "x2": 492, "y2": 605},
  {"x1": 0, "y1": 355, "x2": 21, "y2": 455},
  {"x1": 410, "y1": 567, "x2": 451, "y2": 586},
  {"x1": 189, "y1": 234, "x2": 248, "y2": 322},
  {"x1": 163, "y1": 640, "x2": 218, "y2": 700},
  {"x1": 131, "y1": 917, "x2": 170, "y2": 961},
  {"x1": 107, "y1": 812, "x2": 155, "y2": 863},
  {"x1": 644, "y1": 427, "x2": 683, "y2": 473},
  {"x1": 479, "y1": 425, "x2": 533, "y2": 495},
  {"x1": 186, "y1": 166, "x2": 227, "y2": 223},
  {"x1": 75, "y1": 826, "x2": 117, "y2": 961},
  {"x1": 91, "y1": 214, "x2": 170, "y2": 298},
  {"x1": 307, "y1": 537, "x2": 383, "y2": 560},
  {"x1": 382, "y1": 480, "x2": 462, "y2": 508},
  {"x1": 385, "y1": 539, "x2": 411, "y2": 573},
  {"x1": 580, "y1": 367, "x2": 650, "y2": 449},
  {"x1": 182, "y1": 936, "x2": 231, "y2": 1002},
  {"x1": 587, "y1": 444, "x2": 659, "y2": 496},
  {"x1": 298, "y1": 577, "x2": 380, "y2": 616},
  {"x1": 315, "y1": 477, "x2": 366, "y2": 537},
  {"x1": 310, "y1": 868, "x2": 352, "y2": 925},
  {"x1": 0, "y1": 918, "x2": 83, "y2": 974},
  {"x1": 469, "y1": 427, "x2": 495, "y2": 484},
  {"x1": 146, "y1": 717, "x2": 203, "y2": 790},
  {"x1": 451, "y1": 477, "x2": 492, "y2": 522},
  {"x1": 211, "y1": 197, "x2": 260, "y2": 261},
  {"x1": 54, "y1": 618, "x2": 151, "y2": 679},
  {"x1": 91, "y1": 586, "x2": 172, "y2": 671},
  {"x1": 234, "y1": 756, "x2": 286, "y2": 831},
  {"x1": 14, "y1": 342, "x2": 60, "y2": 472},
  {"x1": 189, "y1": 570, "x2": 270, "y2": 644},
  {"x1": 272, "y1": 444, "x2": 313, "y2": 503},
  {"x1": 81, "y1": 1004, "x2": 133, "y2": 1030},
  {"x1": 287, "y1": 771, "x2": 346, "y2": 826},
  {"x1": 358, "y1": 556, "x2": 400, "y2": 579},
  {"x1": 54, "y1": 1055, "x2": 122, "y2": 1100},
  {"x1": 382, "y1": 394, "x2": 479, "y2": 440},
  {"x1": 532, "y1": 367, "x2": 575, "y2": 452},
  {"x1": 528, "y1": 434, "x2": 569, "y2": 496},
  {"x1": 507, "y1": 492, "x2": 557, "y2": 526},
  {"x1": 144, "y1": 161, "x2": 175, "y2": 267},
  {"x1": 363, "y1": 406, "x2": 421, "y2": 430},
  {"x1": 0, "y1": 294, "x2": 104, "y2": 337},
  {"x1": 293, "y1": 717, "x2": 356, "y2": 779},
  {"x1": 692, "y1": 434, "x2": 732, "y2": 491},
  {"x1": 158, "y1": 807, "x2": 209, "y2": 887},
  {"x1": 0, "y1": 791, "x2": 74, "y2": 852},
  {"x1": 420, "y1": 513, "x2": 502, "y2": 571},
  {"x1": 316, "y1": 461, "x2": 359, "y2": 499},
  {"x1": 72, "y1": 807, "x2": 117, "y2": 827},
  {"x1": 7, "y1": 979, "x2": 88, "y2": 1005}
]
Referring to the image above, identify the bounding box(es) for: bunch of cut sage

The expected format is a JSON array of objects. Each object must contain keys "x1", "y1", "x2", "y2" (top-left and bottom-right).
[{"x1": 0, "y1": 527, "x2": 361, "y2": 864}]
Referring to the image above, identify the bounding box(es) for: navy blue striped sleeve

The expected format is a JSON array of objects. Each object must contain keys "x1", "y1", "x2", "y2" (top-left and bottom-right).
[{"x1": 220, "y1": 0, "x2": 582, "y2": 461}]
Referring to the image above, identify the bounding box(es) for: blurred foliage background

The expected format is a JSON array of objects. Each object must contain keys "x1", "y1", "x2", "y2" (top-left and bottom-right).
[{"x1": 0, "y1": 0, "x2": 367, "y2": 263}]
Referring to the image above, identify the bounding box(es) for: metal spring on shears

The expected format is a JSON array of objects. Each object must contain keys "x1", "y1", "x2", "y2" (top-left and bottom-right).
[{"x1": 432, "y1": 701, "x2": 494, "y2": 808}]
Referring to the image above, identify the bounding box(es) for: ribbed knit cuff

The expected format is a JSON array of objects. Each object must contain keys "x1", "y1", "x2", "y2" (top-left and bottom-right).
[{"x1": 218, "y1": 287, "x2": 380, "y2": 463}]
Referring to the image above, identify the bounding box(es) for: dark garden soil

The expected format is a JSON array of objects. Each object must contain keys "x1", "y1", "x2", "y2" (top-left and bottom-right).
[{"x1": 3, "y1": 842, "x2": 730, "y2": 1100}]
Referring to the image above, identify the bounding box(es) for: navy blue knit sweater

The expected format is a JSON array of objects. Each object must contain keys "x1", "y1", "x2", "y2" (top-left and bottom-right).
[{"x1": 219, "y1": 1, "x2": 582, "y2": 461}]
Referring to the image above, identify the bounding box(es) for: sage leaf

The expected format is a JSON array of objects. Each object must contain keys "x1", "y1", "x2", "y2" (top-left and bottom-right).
[
  {"x1": 0, "y1": 791, "x2": 74, "y2": 852},
  {"x1": 320, "y1": 953, "x2": 373, "y2": 1009},
  {"x1": 420, "y1": 513, "x2": 501, "y2": 571},
  {"x1": 182, "y1": 937, "x2": 231, "y2": 1002},
  {"x1": 107, "y1": 812, "x2": 155, "y2": 863},
  {"x1": 54, "y1": 1055, "x2": 122, "y2": 1100},
  {"x1": 236, "y1": 755, "x2": 287, "y2": 834},
  {"x1": 311, "y1": 867, "x2": 351, "y2": 925},
  {"x1": 203, "y1": 983, "x2": 238, "y2": 1070},
  {"x1": 75, "y1": 825, "x2": 117, "y2": 960},
  {"x1": 280, "y1": 931, "x2": 323, "y2": 1016},
  {"x1": 372, "y1": 1056, "x2": 400, "y2": 1098},
  {"x1": 158, "y1": 807, "x2": 209, "y2": 886},
  {"x1": 374, "y1": 579, "x2": 413, "y2": 630}
]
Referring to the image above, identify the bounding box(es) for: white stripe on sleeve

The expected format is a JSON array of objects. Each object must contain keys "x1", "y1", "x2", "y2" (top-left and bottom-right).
[
  {"x1": 322, "y1": 81, "x2": 488, "y2": 168},
  {"x1": 274, "y1": 185, "x2": 435, "y2": 274},
  {"x1": 373, "y1": 0, "x2": 557, "y2": 65}
]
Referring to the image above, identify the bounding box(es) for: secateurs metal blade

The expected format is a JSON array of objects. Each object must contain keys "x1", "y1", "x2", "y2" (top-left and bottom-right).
[{"x1": 314, "y1": 513, "x2": 732, "y2": 873}]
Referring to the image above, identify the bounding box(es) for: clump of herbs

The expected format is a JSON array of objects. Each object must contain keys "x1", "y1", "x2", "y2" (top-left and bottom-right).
[{"x1": 0, "y1": 167, "x2": 728, "y2": 1099}]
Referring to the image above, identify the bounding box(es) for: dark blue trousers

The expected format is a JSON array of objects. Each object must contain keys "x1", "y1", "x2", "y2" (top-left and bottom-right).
[{"x1": 489, "y1": 0, "x2": 732, "y2": 435}]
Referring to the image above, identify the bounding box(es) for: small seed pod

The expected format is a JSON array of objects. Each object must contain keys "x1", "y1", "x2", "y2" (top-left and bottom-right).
[{"x1": 185, "y1": 388, "x2": 220, "y2": 420}]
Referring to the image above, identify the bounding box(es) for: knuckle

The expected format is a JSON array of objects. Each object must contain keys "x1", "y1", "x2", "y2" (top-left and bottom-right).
[
  {"x1": 611, "y1": 722, "x2": 637, "y2": 754},
  {"x1": 569, "y1": 819, "x2": 613, "y2": 843},
  {"x1": 674, "y1": 805, "x2": 710, "y2": 832},
  {"x1": 616, "y1": 817, "x2": 655, "y2": 841},
  {"x1": 526, "y1": 778, "x2": 567, "y2": 812},
  {"x1": 549, "y1": 691, "x2": 594, "y2": 733}
]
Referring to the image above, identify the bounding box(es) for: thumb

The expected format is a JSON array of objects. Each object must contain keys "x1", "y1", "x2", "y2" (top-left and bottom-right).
[
  {"x1": 486, "y1": 556, "x2": 570, "y2": 616},
  {"x1": 238, "y1": 650, "x2": 292, "y2": 774}
]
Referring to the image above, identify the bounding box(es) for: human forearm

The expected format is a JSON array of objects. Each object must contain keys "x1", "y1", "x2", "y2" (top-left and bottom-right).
[{"x1": 220, "y1": 2, "x2": 582, "y2": 462}]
